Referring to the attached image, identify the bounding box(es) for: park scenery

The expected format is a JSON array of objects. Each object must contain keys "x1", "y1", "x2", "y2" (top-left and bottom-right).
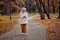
[{"x1": 0, "y1": 0, "x2": 60, "y2": 40}]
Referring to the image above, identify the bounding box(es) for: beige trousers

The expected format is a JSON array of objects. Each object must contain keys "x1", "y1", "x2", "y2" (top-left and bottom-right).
[{"x1": 21, "y1": 24, "x2": 27, "y2": 33}]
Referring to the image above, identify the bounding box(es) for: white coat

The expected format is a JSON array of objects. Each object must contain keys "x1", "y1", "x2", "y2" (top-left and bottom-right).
[{"x1": 19, "y1": 12, "x2": 28, "y2": 24}]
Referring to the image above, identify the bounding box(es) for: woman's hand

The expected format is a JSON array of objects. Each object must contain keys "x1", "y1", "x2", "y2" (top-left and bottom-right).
[{"x1": 23, "y1": 16, "x2": 26, "y2": 18}]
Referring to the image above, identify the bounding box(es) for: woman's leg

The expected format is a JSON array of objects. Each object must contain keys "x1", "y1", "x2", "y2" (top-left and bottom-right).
[
  {"x1": 21, "y1": 24, "x2": 27, "y2": 33},
  {"x1": 21, "y1": 24, "x2": 23, "y2": 33}
]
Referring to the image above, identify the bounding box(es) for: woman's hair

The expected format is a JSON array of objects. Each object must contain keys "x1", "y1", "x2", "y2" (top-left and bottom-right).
[{"x1": 21, "y1": 7, "x2": 26, "y2": 11}]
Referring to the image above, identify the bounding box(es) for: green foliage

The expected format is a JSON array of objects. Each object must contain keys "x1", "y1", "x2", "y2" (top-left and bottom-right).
[{"x1": 0, "y1": 16, "x2": 7, "y2": 21}]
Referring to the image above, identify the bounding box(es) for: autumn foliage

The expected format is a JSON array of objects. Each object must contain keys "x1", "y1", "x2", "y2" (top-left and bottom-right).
[
  {"x1": 0, "y1": 18, "x2": 18, "y2": 36},
  {"x1": 34, "y1": 15, "x2": 60, "y2": 40}
]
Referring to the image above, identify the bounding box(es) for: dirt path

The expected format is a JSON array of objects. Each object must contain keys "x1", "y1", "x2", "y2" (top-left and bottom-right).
[{"x1": 0, "y1": 16, "x2": 47, "y2": 40}]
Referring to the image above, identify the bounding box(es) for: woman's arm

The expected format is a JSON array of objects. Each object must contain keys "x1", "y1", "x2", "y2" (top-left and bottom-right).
[{"x1": 22, "y1": 13, "x2": 28, "y2": 18}]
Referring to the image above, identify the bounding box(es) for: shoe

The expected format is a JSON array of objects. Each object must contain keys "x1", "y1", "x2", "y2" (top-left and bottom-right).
[
  {"x1": 22, "y1": 33, "x2": 25, "y2": 35},
  {"x1": 22, "y1": 33, "x2": 27, "y2": 36},
  {"x1": 24, "y1": 33, "x2": 27, "y2": 35}
]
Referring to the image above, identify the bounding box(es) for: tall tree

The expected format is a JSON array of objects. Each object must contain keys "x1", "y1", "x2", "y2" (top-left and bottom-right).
[
  {"x1": 52, "y1": 0, "x2": 55, "y2": 14},
  {"x1": 35, "y1": 0, "x2": 45, "y2": 19},
  {"x1": 35, "y1": 0, "x2": 50, "y2": 19},
  {"x1": 58, "y1": 0, "x2": 60, "y2": 18},
  {"x1": 45, "y1": 0, "x2": 50, "y2": 19}
]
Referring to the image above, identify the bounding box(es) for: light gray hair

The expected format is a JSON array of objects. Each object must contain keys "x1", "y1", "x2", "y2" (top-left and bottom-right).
[{"x1": 21, "y1": 7, "x2": 26, "y2": 11}]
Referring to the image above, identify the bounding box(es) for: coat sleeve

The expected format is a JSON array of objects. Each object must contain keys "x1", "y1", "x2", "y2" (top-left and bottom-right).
[
  {"x1": 26, "y1": 13, "x2": 28, "y2": 18},
  {"x1": 19, "y1": 12, "x2": 23, "y2": 18}
]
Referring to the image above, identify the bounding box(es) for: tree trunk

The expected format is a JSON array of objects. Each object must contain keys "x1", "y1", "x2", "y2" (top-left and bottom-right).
[
  {"x1": 52, "y1": 0, "x2": 55, "y2": 14},
  {"x1": 35, "y1": 0, "x2": 50, "y2": 19},
  {"x1": 35, "y1": 0, "x2": 45, "y2": 19},
  {"x1": 58, "y1": 1, "x2": 60, "y2": 18}
]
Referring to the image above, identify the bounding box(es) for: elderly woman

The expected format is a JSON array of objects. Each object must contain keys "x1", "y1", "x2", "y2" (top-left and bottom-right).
[{"x1": 19, "y1": 7, "x2": 28, "y2": 34}]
